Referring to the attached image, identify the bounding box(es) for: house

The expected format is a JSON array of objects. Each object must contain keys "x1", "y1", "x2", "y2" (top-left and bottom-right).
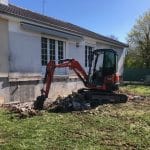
[{"x1": 0, "y1": 0, "x2": 128, "y2": 103}]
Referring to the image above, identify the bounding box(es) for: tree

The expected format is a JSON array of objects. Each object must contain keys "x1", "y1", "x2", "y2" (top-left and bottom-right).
[
  {"x1": 124, "y1": 49, "x2": 144, "y2": 68},
  {"x1": 127, "y1": 10, "x2": 150, "y2": 68}
]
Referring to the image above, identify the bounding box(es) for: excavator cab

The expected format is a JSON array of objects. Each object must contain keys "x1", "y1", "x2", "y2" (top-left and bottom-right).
[{"x1": 88, "y1": 49, "x2": 119, "y2": 90}]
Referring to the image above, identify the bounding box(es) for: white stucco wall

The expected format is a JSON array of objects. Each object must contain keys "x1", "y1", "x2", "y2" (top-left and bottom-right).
[
  {"x1": 117, "y1": 48, "x2": 126, "y2": 76},
  {"x1": 68, "y1": 42, "x2": 84, "y2": 64},
  {"x1": 9, "y1": 21, "x2": 41, "y2": 73},
  {"x1": 7, "y1": 18, "x2": 126, "y2": 78},
  {"x1": 67, "y1": 41, "x2": 85, "y2": 75},
  {"x1": 0, "y1": 17, "x2": 9, "y2": 77}
]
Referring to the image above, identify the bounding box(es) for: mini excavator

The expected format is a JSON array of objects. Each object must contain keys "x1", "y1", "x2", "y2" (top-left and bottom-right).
[{"x1": 34, "y1": 49, "x2": 127, "y2": 110}]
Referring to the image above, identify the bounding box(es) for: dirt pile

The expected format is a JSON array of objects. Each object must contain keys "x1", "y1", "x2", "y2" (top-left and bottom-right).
[
  {"x1": 127, "y1": 95, "x2": 146, "y2": 101},
  {"x1": 47, "y1": 92, "x2": 128, "y2": 113},
  {"x1": 47, "y1": 93, "x2": 92, "y2": 112},
  {"x1": 47, "y1": 92, "x2": 149, "y2": 113},
  {"x1": 2, "y1": 91, "x2": 148, "y2": 118}
]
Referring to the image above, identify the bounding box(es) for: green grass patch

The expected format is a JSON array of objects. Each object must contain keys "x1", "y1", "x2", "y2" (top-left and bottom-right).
[
  {"x1": 0, "y1": 85, "x2": 149, "y2": 149},
  {"x1": 120, "y1": 85, "x2": 150, "y2": 96},
  {"x1": 0, "y1": 99, "x2": 150, "y2": 150}
]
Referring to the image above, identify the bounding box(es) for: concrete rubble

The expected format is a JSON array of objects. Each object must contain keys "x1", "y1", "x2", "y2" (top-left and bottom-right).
[
  {"x1": 47, "y1": 92, "x2": 94, "y2": 112},
  {"x1": 127, "y1": 95, "x2": 145, "y2": 101},
  {"x1": 3, "y1": 102, "x2": 41, "y2": 118}
]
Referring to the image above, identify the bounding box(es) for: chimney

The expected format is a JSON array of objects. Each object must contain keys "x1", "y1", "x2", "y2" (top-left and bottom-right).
[{"x1": 0, "y1": 0, "x2": 8, "y2": 5}]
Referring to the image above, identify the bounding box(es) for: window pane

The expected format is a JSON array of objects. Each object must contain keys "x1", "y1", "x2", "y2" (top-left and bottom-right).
[
  {"x1": 58, "y1": 41, "x2": 64, "y2": 63},
  {"x1": 85, "y1": 46, "x2": 88, "y2": 67},
  {"x1": 41, "y1": 37, "x2": 47, "y2": 66},
  {"x1": 49, "y1": 39, "x2": 55, "y2": 61},
  {"x1": 85, "y1": 46, "x2": 93, "y2": 67},
  {"x1": 88, "y1": 47, "x2": 93, "y2": 67},
  {"x1": 104, "y1": 52, "x2": 115, "y2": 68}
]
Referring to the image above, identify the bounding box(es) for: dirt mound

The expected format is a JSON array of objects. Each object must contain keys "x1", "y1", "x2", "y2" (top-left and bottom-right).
[
  {"x1": 47, "y1": 91, "x2": 128, "y2": 113},
  {"x1": 2, "y1": 90, "x2": 148, "y2": 118}
]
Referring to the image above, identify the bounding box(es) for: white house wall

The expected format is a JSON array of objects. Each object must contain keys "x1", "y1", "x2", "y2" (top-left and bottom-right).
[
  {"x1": 96, "y1": 42, "x2": 111, "y2": 49},
  {"x1": 0, "y1": 17, "x2": 10, "y2": 103},
  {"x1": 68, "y1": 41, "x2": 85, "y2": 75},
  {"x1": 0, "y1": 18, "x2": 9, "y2": 77},
  {"x1": 9, "y1": 20, "x2": 41, "y2": 73},
  {"x1": 8, "y1": 19, "x2": 125, "y2": 77},
  {"x1": 116, "y1": 48, "x2": 126, "y2": 76}
]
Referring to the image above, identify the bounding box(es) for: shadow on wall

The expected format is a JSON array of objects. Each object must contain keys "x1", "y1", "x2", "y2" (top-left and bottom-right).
[
  {"x1": 0, "y1": 77, "x2": 9, "y2": 89},
  {"x1": 9, "y1": 81, "x2": 38, "y2": 102}
]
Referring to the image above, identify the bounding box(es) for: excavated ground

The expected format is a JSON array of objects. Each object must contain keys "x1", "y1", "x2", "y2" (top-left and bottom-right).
[{"x1": 2, "y1": 90, "x2": 150, "y2": 119}]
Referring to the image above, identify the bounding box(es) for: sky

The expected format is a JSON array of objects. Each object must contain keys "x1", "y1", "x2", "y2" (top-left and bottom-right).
[{"x1": 9, "y1": 0, "x2": 150, "y2": 43}]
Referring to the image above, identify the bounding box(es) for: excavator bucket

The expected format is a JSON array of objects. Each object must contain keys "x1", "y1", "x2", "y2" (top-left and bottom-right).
[{"x1": 34, "y1": 95, "x2": 46, "y2": 110}]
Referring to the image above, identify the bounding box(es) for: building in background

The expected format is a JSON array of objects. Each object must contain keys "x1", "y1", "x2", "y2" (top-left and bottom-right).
[{"x1": 0, "y1": 0, "x2": 128, "y2": 103}]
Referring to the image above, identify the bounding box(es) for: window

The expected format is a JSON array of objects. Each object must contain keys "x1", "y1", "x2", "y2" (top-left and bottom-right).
[
  {"x1": 104, "y1": 51, "x2": 116, "y2": 68},
  {"x1": 41, "y1": 37, "x2": 65, "y2": 66},
  {"x1": 85, "y1": 46, "x2": 93, "y2": 67},
  {"x1": 103, "y1": 51, "x2": 117, "y2": 75},
  {"x1": 96, "y1": 53, "x2": 104, "y2": 70}
]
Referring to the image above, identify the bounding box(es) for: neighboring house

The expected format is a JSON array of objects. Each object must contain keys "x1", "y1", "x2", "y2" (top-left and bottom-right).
[{"x1": 0, "y1": 0, "x2": 128, "y2": 103}]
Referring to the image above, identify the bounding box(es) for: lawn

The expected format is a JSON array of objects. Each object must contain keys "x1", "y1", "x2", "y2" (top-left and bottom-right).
[
  {"x1": 120, "y1": 85, "x2": 150, "y2": 96},
  {"x1": 0, "y1": 86, "x2": 150, "y2": 150}
]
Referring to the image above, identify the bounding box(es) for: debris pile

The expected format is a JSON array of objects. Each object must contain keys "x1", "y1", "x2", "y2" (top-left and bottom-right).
[
  {"x1": 47, "y1": 93, "x2": 149, "y2": 113},
  {"x1": 127, "y1": 95, "x2": 145, "y2": 101},
  {"x1": 3, "y1": 102, "x2": 41, "y2": 118},
  {"x1": 48, "y1": 93, "x2": 93, "y2": 112},
  {"x1": 47, "y1": 92, "x2": 127, "y2": 113},
  {"x1": 2, "y1": 90, "x2": 148, "y2": 117}
]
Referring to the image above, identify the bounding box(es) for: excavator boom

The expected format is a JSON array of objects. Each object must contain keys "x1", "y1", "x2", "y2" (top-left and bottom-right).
[{"x1": 42, "y1": 59, "x2": 89, "y2": 98}]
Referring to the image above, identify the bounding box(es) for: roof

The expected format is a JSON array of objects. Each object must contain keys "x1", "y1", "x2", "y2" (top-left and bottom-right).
[{"x1": 0, "y1": 3, "x2": 128, "y2": 47}]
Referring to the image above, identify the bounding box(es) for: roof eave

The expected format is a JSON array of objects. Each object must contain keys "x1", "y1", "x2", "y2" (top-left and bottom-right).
[{"x1": 0, "y1": 4, "x2": 128, "y2": 48}]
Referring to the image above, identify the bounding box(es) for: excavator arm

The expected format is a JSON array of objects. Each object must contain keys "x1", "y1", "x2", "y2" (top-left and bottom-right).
[
  {"x1": 34, "y1": 59, "x2": 89, "y2": 110},
  {"x1": 41, "y1": 59, "x2": 89, "y2": 98}
]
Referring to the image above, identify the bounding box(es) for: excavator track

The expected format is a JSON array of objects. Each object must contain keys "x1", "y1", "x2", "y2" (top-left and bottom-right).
[{"x1": 78, "y1": 88, "x2": 128, "y2": 105}]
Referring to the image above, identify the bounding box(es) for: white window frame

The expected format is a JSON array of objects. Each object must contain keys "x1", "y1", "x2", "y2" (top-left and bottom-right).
[
  {"x1": 41, "y1": 36, "x2": 66, "y2": 66},
  {"x1": 85, "y1": 46, "x2": 93, "y2": 68}
]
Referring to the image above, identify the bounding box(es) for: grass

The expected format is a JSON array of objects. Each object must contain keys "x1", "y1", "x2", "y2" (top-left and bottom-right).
[
  {"x1": 120, "y1": 85, "x2": 150, "y2": 96},
  {"x1": 0, "y1": 85, "x2": 150, "y2": 150}
]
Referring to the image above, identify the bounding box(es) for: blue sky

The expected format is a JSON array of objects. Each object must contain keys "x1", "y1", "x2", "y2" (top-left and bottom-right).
[{"x1": 10, "y1": 0, "x2": 150, "y2": 43}]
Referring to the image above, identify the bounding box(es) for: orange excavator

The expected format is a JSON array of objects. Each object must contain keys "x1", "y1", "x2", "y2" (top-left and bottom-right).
[{"x1": 34, "y1": 49, "x2": 127, "y2": 110}]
